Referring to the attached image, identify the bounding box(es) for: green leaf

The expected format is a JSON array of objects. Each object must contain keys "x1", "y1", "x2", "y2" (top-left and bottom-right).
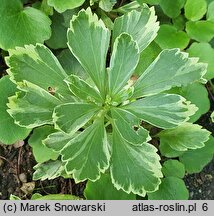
[
  {"x1": 148, "y1": 177, "x2": 189, "y2": 200},
  {"x1": 179, "y1": 83, "x2": 210, "y2": 122},
  {"x1": 110, "y1": 128, "x2": 162, "y2": 196},
  {"x1": 207, "y1": 1, "x2": 214, "y2": 20},
  {"x1": 111, "y1": 108, "x2": 151, "y2": 145},
  {"x1": 0, "y1": 0, "x2": 51, "y2": 50},
  {"x1": 124, "y1": 94, "x2": 197, "y2": 129},
  {"x1": 29, "y1": 126, "x2": 59, "y2": 163},
  {"x1": 155, "y1": 25, "x2": 190, "y2": 49},
  {"x1": 159, "y1": 0, "x2": 185, "y2": 18},
  {"x1": 67, "y1": 8, "x2": 110, "y2": 97},
  {"x1": 61, "y1": 118, "x2": 110, "y2": 182},
  {"x1": 47, "y1": 0, "x2": 85, "y2": 13},
  {"x1": 158, "y1": 123, "x2": 211, "y2": 151},
  {"x1": 54, "y1": 103, "x2": 99, "y2": 134},
  {"x1": 99, "y1": 0, "x2": 116, "y2": 12},
  {"x1": 7, "y1": 81, "x2": 60, "y2": 128},
  {"x1": 134, "y1": 42, "x2": 161, "y2": 76},
  {"x1": 162, "y1": 160, "x2": 185, "y2": 178},
  {"x1": 187, "y1": 42, "x2": 214, "y2": 79},
  {"x1": 43, "y1": 132, "x2": 72, "y2": 152},
  {"x1": 6, "y1": 44, "x2": 71, "y2": 99},
  {"x1": 85, "y1": 173, "x2": 136, "y2": 200},
  {"x1": 160, "y1": 142, "x2": 184, "y2": 158},
  {"x1": 179, "y1": 136, "x2": 214, "y2": 173},
  {"x1": 185, "y1": 0, "x2": 207, "y2": 21},
  {"x1": 0, "y1": 76, "x2": 30, "y2": 144},
  {"x1": 109, "y1": 33, "x2": 139, "y2": 95},
  {"x1": 10, "y1": 195, "x2": 21, "y2": 200},
  {"x1": 133, "y1": 49, "x2": 207, "y2": 98},
  {"x1": 33, "y1": 160, "x2": 66, "y2": 180},
  {"x1": 186, "y1": 21, "x2": 214, "y2": 42},
  {"x1": 45, "y1": 11, "x2": 67, "y2": 49},
  {"x1": 172, "y1": 15, "x2": 186, "y2": 31},
  {"x1": 65, "y1": 75, "x2": 103, "y2": 103},
  {"x1": 112, "y1": 5, "x2": 159, "y2": 52},
  {"x1": 57, "y1": 49, "x2": 85, "y2": 77}
]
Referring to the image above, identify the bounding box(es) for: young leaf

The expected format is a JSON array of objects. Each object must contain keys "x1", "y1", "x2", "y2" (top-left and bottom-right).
[
  {"x1": 179, "y1": 136, "x2": 214, "y2": 173},
  {"x1": 65, "y1": 75, "x2": 103, "y2": 103},
  {"x1": 185, "y1": 0, "x2": 207, "y2": 21},
  {"x1": 43, "y1": 132, "x2": 72, "y2": 152},
  {"x1": 158, "y1": 123, "x2": 211, "y2": 151},
  {"x1": 47, "y1": 0, "x2": 85, "y2": 13},
  {"x1": 0, "y1": 0, "x2": 51, "y2": 50},
  {"x1": 0, "y1": 76, "x2": 30, "y2": 144},
  {"x1": 84, "y1": 173, "x2": 136, "y2": 200},
  {"x1": 33, "y1": 160, "x2": 66, "y2": 181},
  {"x1": 186, "y1": 21, "x2": 214, "y2": 42},
  {"x1": 111, "y1": 108, "x2": 151, "y2": 145},
  {"x1": 148, "y1": 177, "x2": 189, "y2": 200},
  {"x1": 53, "y1": 103, "x2": 100, "y2": 134},
  {"x1": 133, "y1": 49, "x2": 207, "y2": 98},
  {"x1": 110, "y1": 128, "x2": 162, "y2": 196},
  {"x1": 162, "y1": 160, "x2": 185, "y2": 179},
  {"x1": 155, "y1": 25, "x2": 190, "y2": 49},
  {"x1": 187, "y1": 42, "x2": 214, "y2": 79},
  {"x1": 112, "y1": 5, "x2": 159, "y2": 52},
  {"x1": 124, "y1": 94, "x2": 197, "y2": 129},
  {"x1": 33, "y1": 194, "x2": 80, "y2": 200},
  {"x1": 67, "y1": 8, "x2": 110, "y2": 96},
  {"x1": 6, "y1": 44, "x2": 71, "y2": 99},
  {"x1": 211, "y1": 112, "x2": 214, "y2": 122},
  {"x1": 108, "y1": 33, "x2": 139, "y2": 95},
  {"x1": 61, "y1": 118, "x2": 110, "y2": 182}
]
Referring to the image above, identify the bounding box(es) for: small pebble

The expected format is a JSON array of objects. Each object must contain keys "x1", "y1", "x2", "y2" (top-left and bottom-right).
[
  {"x1": 13, "y1": 140, "x2": 24, "y2": 149},
  {"x1": 199, "y1": 189, "x2": 202, "y2": 193},
  {"x1": 19, "y1": 173, "x2": 27, "y2": 183}
]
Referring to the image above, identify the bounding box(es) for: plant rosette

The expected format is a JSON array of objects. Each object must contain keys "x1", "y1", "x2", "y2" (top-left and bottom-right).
[{"x1": 2, "y1": 5, "x2": 211, "y2": 198}]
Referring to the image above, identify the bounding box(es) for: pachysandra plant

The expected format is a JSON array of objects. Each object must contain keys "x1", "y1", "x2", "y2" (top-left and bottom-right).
[{"x1": 2, "y1": 4, "x2": 211, "y2": 198}]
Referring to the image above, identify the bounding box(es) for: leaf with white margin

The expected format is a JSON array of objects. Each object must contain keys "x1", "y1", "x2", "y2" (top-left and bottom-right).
[
  {"x1": 108, "y1": 33, "x2": 139, "y2": 96},
  {"x1": 67, "y1": 8, "x2": 110, "y2": 97},
  {"x1": 124, "y1": 94, "x2": 197, "y2": 129},
  {"x1": 43, "y1": 131, "x2": 73, "y2": 152},
  {"x1": 0, "y1": 76, "x2": 30, "y2": 144},
  {"x1": 110, "y1": 128, "x2": 162, "y2": 196},
  {"x1": 65, "y1": 75, "x2": 103, "y2": 103},
  {"x1": 47, "y1": 0, "x2": 85, "y2": 13},
  {"x1": 111, "y1": 108, "x2": 151, "y2": 145},
  {"x1": 33, "y1": 160, "x2": 67, "y2": 181},
  {"x1": 112, "y1": 5, "x2": 159, "y2": 52},
  {"x1": 133, "y1": 49, "x2": 207, "y2": 98},
  {"x1": 54, "y1": 103, "x2": 100, "y2": 134},
  {"x1": 61, "y1": 118, "x2": 110, "y2": 182},
  {"x1": 6, "y1": 44, "x2": 71, "y2": 100},
  {"x1": 0, "y1": 0, "x2": 51, "y2": 50},
  {"x1": 158, "y1": 123, "x2": 211, "y2": 151},
  {"x1": 7, "y1": 81, "x2": 61, "y2": 128}
]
